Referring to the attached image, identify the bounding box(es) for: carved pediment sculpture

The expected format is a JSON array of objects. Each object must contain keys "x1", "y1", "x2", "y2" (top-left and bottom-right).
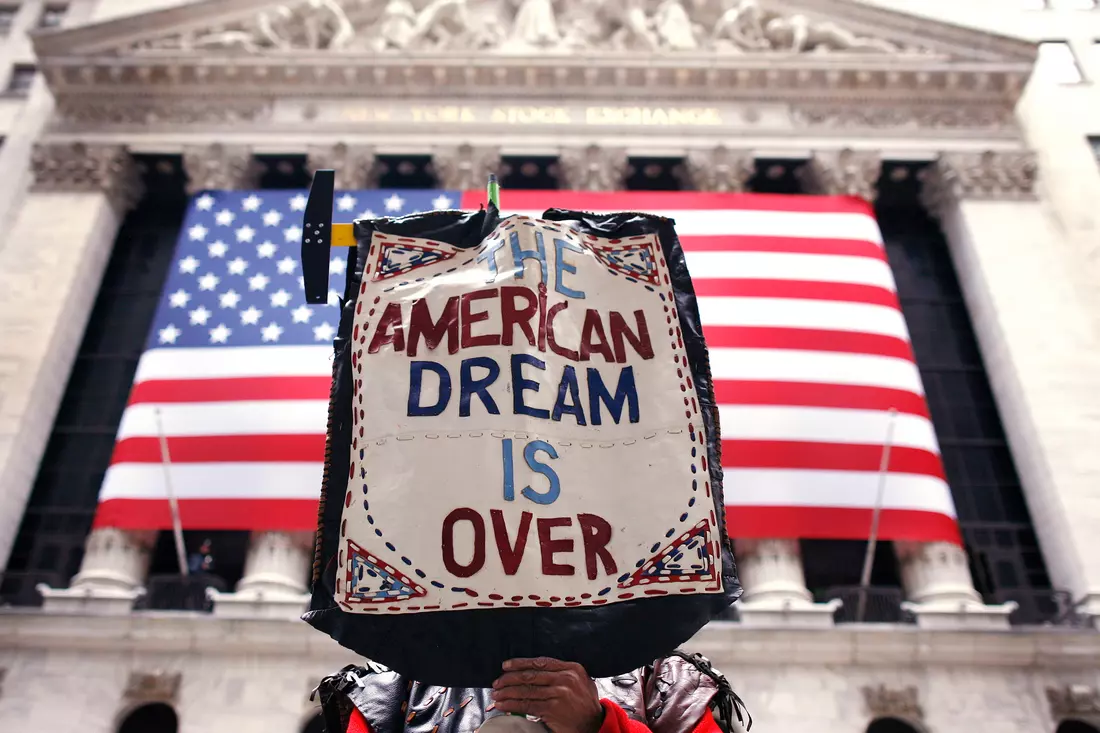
[{"x1": 119, "y1": 0, "x2": 933, "y2": 56}]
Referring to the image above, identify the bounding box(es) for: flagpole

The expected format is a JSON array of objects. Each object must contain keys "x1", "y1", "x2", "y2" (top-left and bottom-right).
[
  {"x1": 154, "y1": 407, "x2": 189, "y2": 578},
  {"x1": 856, "y1": 407, "x2": 897, "y2": 623}
]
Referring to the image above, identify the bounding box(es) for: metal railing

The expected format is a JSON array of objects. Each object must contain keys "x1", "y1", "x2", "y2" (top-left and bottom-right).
[
  {"x1": 815, "y1": 585, "x2": 914, "y2": 624},
  {"x1": 134, "y1": 573, "x2": 228, "y2": 613},
  {"x1": 984, "y1": 588, "x2": 1091, "y2": 628},
  {"x1": 0, "y1": 571, "x2": 66, "y2": 608}
]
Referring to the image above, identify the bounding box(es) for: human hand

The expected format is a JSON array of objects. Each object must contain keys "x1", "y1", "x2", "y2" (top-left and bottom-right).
[{"x1": 490, "y1": 657, "x2": 605, "y2": 733}]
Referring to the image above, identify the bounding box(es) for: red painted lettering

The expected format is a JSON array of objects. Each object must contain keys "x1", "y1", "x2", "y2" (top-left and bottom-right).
[
  {"x1": 491, "y1": 509, "x2": 532, "y2": 575},
  {"x1": 408, "y1": 296, "x2": 459, "y2": 357},
  {"x1": 578, "y1": 513, "x2": 617, "y2": 580},
  {"x1": 537, "y1": 517, "x2": 575, "y2": 576},
  {"x1": 546, "y1": 301, "x2": 580, "y2": 361},
  {"x1": 610, "y1": 310, "x2": 654, "y2": 362},
  {"x1": 460, "y1": 289, "x2": 501, "y2": 349},
  {"x1": 441, "y1": 508, "x2": 485, "y2": 578},
  {"x1": 579, "y1": 309, "x2": 615, "y2": 363},
  {"x1": 367, "y1": 302, "x2": 406, "y2": 354},
  {"x1": 500, "y1": 286, "x2": 537, "y2": 348}
]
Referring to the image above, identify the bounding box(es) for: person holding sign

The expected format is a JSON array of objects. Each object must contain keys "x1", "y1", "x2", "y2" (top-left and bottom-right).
[{"x1": 316, "y1": 653, "x2": 749, "y2": 733}]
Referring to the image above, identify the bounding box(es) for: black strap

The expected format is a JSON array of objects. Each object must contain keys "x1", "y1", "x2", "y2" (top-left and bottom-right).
[{"x1": 669, "y1": 651, "x2": 751, "y2": 732}]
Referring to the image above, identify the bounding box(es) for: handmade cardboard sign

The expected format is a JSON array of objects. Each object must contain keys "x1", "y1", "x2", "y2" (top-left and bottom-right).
[
  {"x1": 336, "y1": 217, "x2": 720, "y2": 613},
  {"x1": 306, "y1": 205, "x2": 739, "y2": 687}
]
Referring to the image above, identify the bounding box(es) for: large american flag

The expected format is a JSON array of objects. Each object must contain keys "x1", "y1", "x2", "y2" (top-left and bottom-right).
[{"x1": 94, "y1": 189, "x2": 960, "y2": 544}]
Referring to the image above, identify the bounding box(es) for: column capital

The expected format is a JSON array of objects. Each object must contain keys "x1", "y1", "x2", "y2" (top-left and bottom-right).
[
  {"x1": 797, "y1": 148, "x2": 882, "y2": 201},
  {"x1": 306, "y1": 143, "x2": 380, "y2": 190},
  {"x1": 896, "y1": 541, "x2": 1016, "y2": 630},
  {"x1": 430, "y1": 144, "x2": 501, "y2": 191},
  {"x1": 733, "y1": 537, "x2": 839, "y2": 627},
  {"x1": 182, "y1": 143, "x2": 261, "y2": 194},
  {"x1": 557, "y1": 145, "x2": 628, "y2": 191},
  {"x1": 681, "y1": 147, "x2": 755, "y2": 193},
  {"x1": 30, "y1": 142, "x2": 143, "y2": 213},
  {"x1": 920, "y1": 150, "x2": 1039, "y2": 220},
  {"x1": 37, "y1": 527, "x2": 154, "y2": 615}
]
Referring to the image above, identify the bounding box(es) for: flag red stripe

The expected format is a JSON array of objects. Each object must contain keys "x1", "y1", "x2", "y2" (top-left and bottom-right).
[
  {"x1": 93, "y1": 498, "x2": 961, "y2": 544},
  {"x1": 722, "y1": 440, "x2": 945, "y2": 479},
  {"x1": 725, "y1": 506, "x2": 962, "y2": 543},
  {"x1": 702, "y1": 326, "x2": 915, "y2": 360},
  {"x1": 111, "y1": 435, "x2": 325, "y2": 464},
  {"x1": 460, "y1": 190, "x2": 874, "y2": 215},
  {"x1": 693, "y1": 278, "x2": 899, "y2": 307},
  {"x1": 129, "y1": 376, "x2": 331, "y2": 405},
  {"x1": 713, "y1": 380, "x2": 930, "y2": 418},
  {"x1": 681, "y1": 235, "x2": 885, "y2": 258}
]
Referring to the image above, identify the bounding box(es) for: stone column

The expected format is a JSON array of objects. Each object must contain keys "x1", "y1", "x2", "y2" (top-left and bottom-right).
[
  {"x1": 797, "y1": 148, "x2": 883, "y2": 201},
  {"x1": 182, "y1": 143, "x2": 261, "y2": 193},
  {"x1": 306, "y1": 143, "x2": 379, "y2": 190},
  {"x1": 557, "y1": 145, "x2": 629, "y2": 191},
  {"x1": 896, "y1": 541, "x2": 1014, "y2": 629},
  {"x1": 734, "y1": 539, "x2": 840, "y2": 627},
  {"x1": 39, "y1": 529, "x2": 155, "y2": 614},
  {"x1": 209, "y1": 532, "x2": 313, "y2": 619},
  {"x1": 431, "y1": 144, "x2": 501, "y2": 190},
  {"x1": 680, "y1": 147, "x2": 756, "y2": 192},
  {"x1": 0, "y1": 142, "x2": 142, "y2": 573}
]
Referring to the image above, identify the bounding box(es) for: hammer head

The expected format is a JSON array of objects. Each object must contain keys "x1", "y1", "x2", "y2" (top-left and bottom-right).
[{"x1": 302, "y1": 169, "x2": 335, "y2": 305}]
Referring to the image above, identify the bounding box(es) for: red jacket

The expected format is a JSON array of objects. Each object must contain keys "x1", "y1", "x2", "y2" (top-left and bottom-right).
[{"x1": 346, "y1": 699, "x2": 722, "y2": 733}]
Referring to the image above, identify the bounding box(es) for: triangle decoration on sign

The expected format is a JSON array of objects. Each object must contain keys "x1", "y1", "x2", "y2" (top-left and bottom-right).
[
  {"x1": 344, "y1": 539, "x2": 428, "y2": 604},
  {"x1": 619, "y1": 519, "x2": 718, "y2": 589},
  {"x1": 372, "y1": 236, "x2": 460, "y2": 281},
  {"x1": 589, "y1": 238, "x2": 662, "y2": 287}
]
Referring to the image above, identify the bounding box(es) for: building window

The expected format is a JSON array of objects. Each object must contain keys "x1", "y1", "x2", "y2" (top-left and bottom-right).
[
  {"x1": 1090, "y1": 136, "x2": 1100, "y2": 164},
  {"x1": 0, "y1": 6, "x2": 16, "y2": 36},
  {"x1": 118, "y1": 703, "x2": 179, "y2": 733},
  {"x1": 875, "y1": 162, "x2": 1055, "y2": 625},
  {"x1": 39, "y1": 4, "x2": 68, "y2": 28},
  {"x1": 6, "y1": 65, "x2": 36, "y2": 96},
  {"x1": 1035, "y1": 42, "x2": 1085, "y2": 84},
  {"x1": 0, "y1": 156, "x2": 188, "y2": 607}
]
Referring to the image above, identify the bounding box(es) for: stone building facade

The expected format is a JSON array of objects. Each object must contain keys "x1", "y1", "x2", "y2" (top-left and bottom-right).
[{"x1": 0, "y1": 0, "x2": 1099, "y2": 732}]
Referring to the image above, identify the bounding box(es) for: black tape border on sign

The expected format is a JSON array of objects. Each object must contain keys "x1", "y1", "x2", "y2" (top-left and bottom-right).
[{"x1": 303, "y1": 207, "x2": 741, "y2": 689}]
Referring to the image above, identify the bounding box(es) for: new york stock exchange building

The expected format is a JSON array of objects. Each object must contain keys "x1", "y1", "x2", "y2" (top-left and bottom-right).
[{"x1": 1, "y1": 0, "x2": 1099, "y2": 732}]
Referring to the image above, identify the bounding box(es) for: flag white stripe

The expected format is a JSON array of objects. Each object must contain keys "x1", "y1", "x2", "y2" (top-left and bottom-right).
[
  {"x1": 724, "y1": 470, "x2": 957, "y2": 517},
  {"x1": 697, "y1": 297, "x2": 910, "y2": 339},
  {"x1": 118, "y1": 401, "x2": 328, "y2": 440},
  {"x1": 709, "y1": 349, "x2": 925, "y2": 395},
  {"x1": 510, "y1": 210, "x2": 883, "y2": 242},
  {"x1": 718, "y1": 405, "x2": 940, "y2": 453},
  {"x1": 134, "y1": 345, "x2": 332, "y2": 383},
  {"x1": 100, "y1": 463, "x2": 323, "y2": 500},
  {"x1": 684, "y1": 252, "x2": 897, "y2": 291}
]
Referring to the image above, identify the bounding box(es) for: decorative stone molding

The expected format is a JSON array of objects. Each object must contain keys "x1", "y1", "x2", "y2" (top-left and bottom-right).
[
  {"x1": 862, "y1": 684, "x2": 923, "y2": 722},
  {"x1": 557, "y1": 145, "x2": 628, "y2": 191},
  {"x1": 306, "y1": 143, "x2": 380, "y2": 190},
  {"x1": 681, "y1": 147, "x2": 756, "y2": 193},
  {"x1": 1046, "y1": 684, "x2": 1100, "y2": 720},
  {"x1": 896, "y1": 541, "x2": 1016, "y2": 630},
  {"x1": 919, "y1": 150, "x2": 1039, "y2": 220},
  {"x1": 30, "y1": 142, "x2": 143, "y2": 212},
  {"x1": 182, "y1": 143, "x2": 261, "y2": 194},
  {"x1": 797, "y1": 149, "x2": 882, "y2": 202},
  {"x1": 791, "y1": 104, "x2": 1017, "y2": 132},
  {"x1": 53, "y1": 95, "x2": 272, "y2": 127},
  {"x1": 430, "y1": 144, "x2": 502, "y2": 191},
  {"x1": 124, "y1": 671, "x2": 182, "y2": 704},
  {"x1": 38, "y1": 528, "x2": 154, "y2": 615}
]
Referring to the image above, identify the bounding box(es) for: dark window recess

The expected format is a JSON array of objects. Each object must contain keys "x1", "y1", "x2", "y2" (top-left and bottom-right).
[
  {"x1": 381, "y1": 155, "x2": 435, "y2": 189},
  {"x1": 499, "y1": 156, "x2": 560, "y2": 191},
  {"x1": 256, "y1": 154, "x2": 310, "y2": 190},
  {"x1": 118, "y1": 703, "x2": 179, "y2": 733},
  {"x1": 1, "y1": 155, "x2": 188, "y2": 608},
  {"x1": 624, "y1": 157, "x2": 686, "y2": 191},
  {"x1": 39, "y1": 4, "x2": 67, "y2": 28},
  {"x1": 0, "y1": 6, "x2": 16, "y2": 36},
  {"x1": 6, "y1": 65, "x2": 36, "y2": 95},
  {"x1": 801, "y1": 539, "x2": 906, "y2": 623},
  {"x1": 747, "y1": 158, "x2": 804, "y2": 195},
  {"x1": 1057, "y1": 721, "x2": 1100, "y2": 733},
  {"x1": 302, "y1": 713, "x2": 326, "y2": 733},
  {"x1": 136, "y1": 530, "x2": 248, "y2": 612},
  {"x1": 876, "y1": 161, "x2": 1054, "y2": 624},
  {"x1": 866, "y1": 719, "x2": 922, "y2": 733},
  {"x1": 1089, "y1": 136, "x2": 1100, "y2": 166}
]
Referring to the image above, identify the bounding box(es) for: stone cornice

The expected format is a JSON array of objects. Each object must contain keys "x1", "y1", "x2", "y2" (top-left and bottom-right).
[
  {"x1": 0, "y1": 611, "x2": 1097, "y2": 669},
  {"x1": 30, "y1": 141, "x2": 143, "y2": 213}
]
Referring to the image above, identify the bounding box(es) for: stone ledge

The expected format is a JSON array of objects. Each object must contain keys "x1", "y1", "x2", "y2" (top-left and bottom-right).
[{"x1": 0, "y1": 610, "x2": 1095, "y2": 668}]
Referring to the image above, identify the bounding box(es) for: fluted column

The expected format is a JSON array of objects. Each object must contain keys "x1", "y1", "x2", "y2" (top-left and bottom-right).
[
  {"x1": 680, "y1": 147, "x2": 756, "y2": 192},
  {"x1": 209, "y1": 532, "x2": 313, "y2": 619},
  {"x1": 797, "y1": 148, "x2": 883, "y2": 201},
  {"x1": 40, "y1": 529, "x2": 155, "y2": 614},
  {"x1": 306, "y1": 143, "x2": 379, "y2": 190},
  {"x1": 734, "y1": 539, "x2": 839, "y2": 627},
  {"x1": 896, "y1": 541, "x2": 1014, "y2": 629},
  {"x1": 557, "y1": 145, "x2": 629, "y2": 191},
  {"x1": 0, "y1": 142, "x2": 142, "y2": 578},
  {"x1": 431, "y1": 144, "x2": 501, "y2": 190},
  {"x1": 182, "y1": 143, "x2": 262, "y2": 193}
]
